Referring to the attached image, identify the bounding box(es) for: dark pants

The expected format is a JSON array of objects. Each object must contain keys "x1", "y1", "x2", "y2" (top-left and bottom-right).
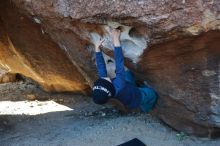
[{"x1": 125, "y1": 70, "x2": 158, "y2": 112}]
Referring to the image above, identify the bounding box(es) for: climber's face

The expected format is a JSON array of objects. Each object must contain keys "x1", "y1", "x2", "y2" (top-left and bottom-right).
[{"x1": 102, "y1": 77, "x2": 112, "y2": 83}]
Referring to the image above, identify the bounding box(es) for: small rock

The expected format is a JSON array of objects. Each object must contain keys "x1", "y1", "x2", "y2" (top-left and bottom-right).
[
  {"x1": 37, "y1": 103, "x2": 43, "y2": 106},
  {"x1": 0, "y1": 72, "x2": 17, "y2": 83},
  {"x1": 57, "y1": 98, "x2": 64, "y2": 104},
  {"x1": 101, "y1": 112, "x2": 106, "y2": 117},
  {"x1": 26, "y1": 94, "x2": 37, "y2": 101},
  {"x1": 87, "y1": 112, "x2": 93, "y2": 116},
  {"x1": 3, "y1": 121, "x2": 8, "y2": 125}
]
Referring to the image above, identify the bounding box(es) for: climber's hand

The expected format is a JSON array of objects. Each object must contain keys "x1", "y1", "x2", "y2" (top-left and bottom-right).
[
  {"x1": 111, "y1": 28, "x2": 121, "y2": 47},
  {"x1": 95, "y1": 38, "x2": 105, "y2": 52}
]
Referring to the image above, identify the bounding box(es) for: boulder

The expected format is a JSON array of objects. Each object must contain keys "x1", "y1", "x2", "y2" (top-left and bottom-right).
[
  {"x1": 0, "y1": 0, "x2": 219, "y2": 137},
  {"x1": 0, "y1": 69, "x2": 16, "y2": 83}
]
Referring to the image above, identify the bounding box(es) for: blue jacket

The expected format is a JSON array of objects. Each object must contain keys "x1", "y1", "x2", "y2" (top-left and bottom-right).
[{"x1": 95, "y1": 47, "x2": 141, "y2": 109}]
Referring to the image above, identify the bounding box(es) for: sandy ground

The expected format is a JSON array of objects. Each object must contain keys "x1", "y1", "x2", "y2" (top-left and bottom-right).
[{"x1": 0, "y1": 80, "x2": 220, "y2": 146}]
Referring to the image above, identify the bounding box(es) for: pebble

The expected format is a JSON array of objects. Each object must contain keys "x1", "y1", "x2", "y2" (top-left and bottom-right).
[
  {"x1": 3, "y1": 121, "x2": 8, "y2": 125},
  {"x1": 101, "y1": 113, "x2": 106, "y2": 117},
  {"x1": 26, "y1": 94, "x2": 37, "y2": 101}
]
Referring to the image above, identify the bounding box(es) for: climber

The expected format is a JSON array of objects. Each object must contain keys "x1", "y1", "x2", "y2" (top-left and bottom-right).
[{"x1": 92, "y1": 28, "x2": 158, "y2": 112}]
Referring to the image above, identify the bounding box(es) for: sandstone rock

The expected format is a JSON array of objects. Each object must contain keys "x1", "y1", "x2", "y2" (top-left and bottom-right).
[
  {"x1": 0, "y1": 69, "x2": 16, "y2": 83},
  {"x1": 0, "y1": 0, "x2": 219, "y2": 137},
  {"x1": 138, "y1": 30, "x2": 220, "y2": 138},
  {"x1": 0, "y1": 1, "x2": 90, "y2": 93}
]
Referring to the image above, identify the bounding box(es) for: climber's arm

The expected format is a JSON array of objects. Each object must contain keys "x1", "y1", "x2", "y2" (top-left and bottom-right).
[
  {"x1": 95, "y1": 52, "x2": 107, "y2": 78},
  {"x1": 114, "y1": 46, "x2": 125, "y2": 80},
  {"x1": 95, "y1": 39, "x2": 107, "y2": 78},
  {"x1": 112, "y1": 29, "x2": 126, "y2": 89}
]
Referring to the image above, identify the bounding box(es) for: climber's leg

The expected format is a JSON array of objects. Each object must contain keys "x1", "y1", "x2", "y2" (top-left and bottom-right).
[
  {"x1": 139, "y1": 86, "x2": 158, "y2": 112},
  {"x1": 124, "y1": 69, "x2": 158, "y2": 112}
]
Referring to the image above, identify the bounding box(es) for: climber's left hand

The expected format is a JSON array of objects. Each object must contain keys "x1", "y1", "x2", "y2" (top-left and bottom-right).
[{"x1": 95, "y1": 38, "x2": 105, "y2": 52}]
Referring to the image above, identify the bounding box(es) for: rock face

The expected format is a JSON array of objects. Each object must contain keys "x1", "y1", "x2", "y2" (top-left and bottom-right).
[
  {"x1": 0, "y1": 1, "x2": 90, "y2": 93},
  {"x1": 0, "y1": 0, "x2": 219, "y2": 137}
]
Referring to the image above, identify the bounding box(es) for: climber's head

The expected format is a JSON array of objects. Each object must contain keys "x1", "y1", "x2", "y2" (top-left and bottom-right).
[{"x1": 92, "y1": 78, "x2": 115, "y2": 104}]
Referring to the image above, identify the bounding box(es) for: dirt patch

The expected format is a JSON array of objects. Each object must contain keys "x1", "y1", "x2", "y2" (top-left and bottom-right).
[{"x1": 0, "y1": 81, "x2": 220, "y2": 146}]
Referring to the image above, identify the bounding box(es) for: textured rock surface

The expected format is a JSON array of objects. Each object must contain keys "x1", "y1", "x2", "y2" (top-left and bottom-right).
[
  {"x1": 0, "y1": 0, "x2": 219, "y2": 137},
  {"x1": 0, "y1": 1, "x2": 89, "y2": 93},
  {"x1": 139, "y1": 31, "x2": 220, "y2": 137},
  {"x1": 0, "y1": 69, "x2": 16, "y2": 83}
]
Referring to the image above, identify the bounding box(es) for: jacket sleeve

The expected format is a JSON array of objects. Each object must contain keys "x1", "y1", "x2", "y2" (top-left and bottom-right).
[
  {"x1": 114, "y1": 47, "x2": 126, "y2": 90},
  {"x1": 95, "y1": 52, "x2": 107, "y2": 78}
]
